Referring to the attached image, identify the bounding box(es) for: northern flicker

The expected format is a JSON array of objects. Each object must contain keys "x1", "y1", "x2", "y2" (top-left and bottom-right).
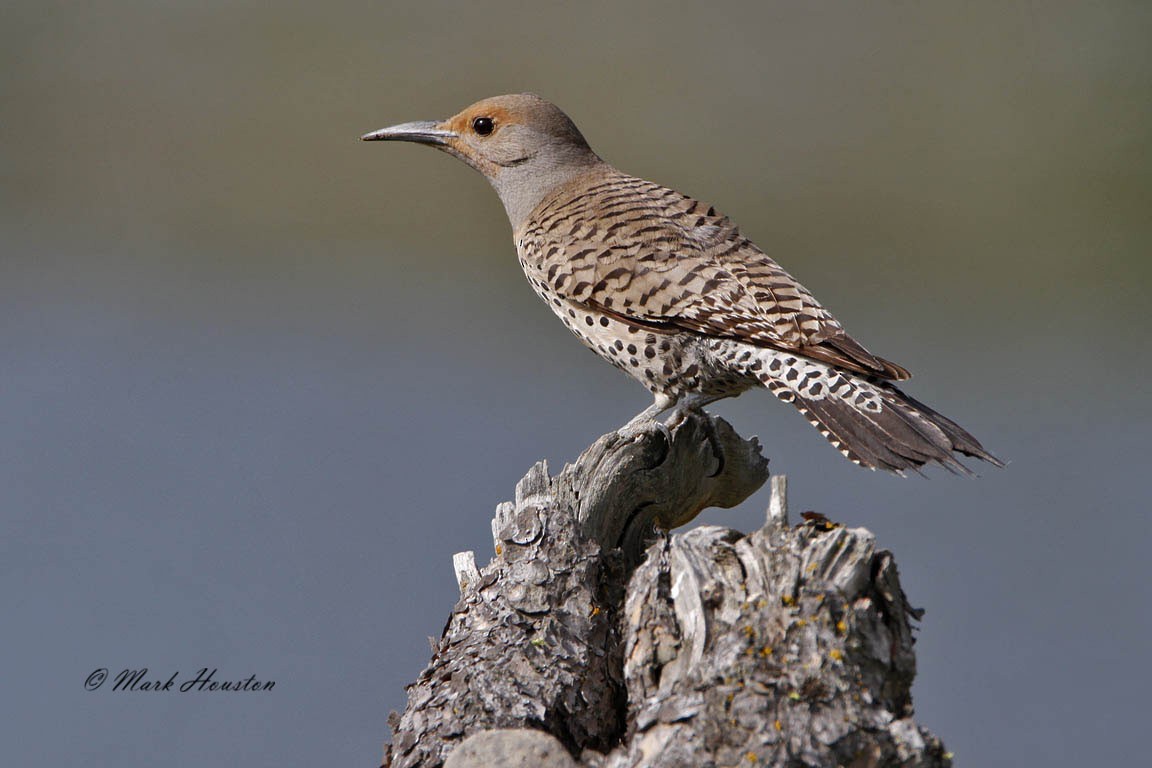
[{"x1": 362, "y1": 94, "x2": 1002, "y2": 474}]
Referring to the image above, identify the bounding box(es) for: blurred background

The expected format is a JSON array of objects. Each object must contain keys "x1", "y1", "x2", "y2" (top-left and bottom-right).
[{"x1": 2, "y1": 1, "x2": 1148, "y2": 765}]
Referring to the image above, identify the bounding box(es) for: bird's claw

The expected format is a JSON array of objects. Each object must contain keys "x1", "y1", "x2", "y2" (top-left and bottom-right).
[
  {"x1": 665, "y1": 406, "x2": 695, "y2": 430},
  {"x1": 615, "y1": 418, "x2": 673, "y2": 444}
]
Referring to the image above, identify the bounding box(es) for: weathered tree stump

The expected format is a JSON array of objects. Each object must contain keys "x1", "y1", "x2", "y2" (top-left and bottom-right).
[{"x1": 381, "y1": 413, "x2": 950, "y2": 768}]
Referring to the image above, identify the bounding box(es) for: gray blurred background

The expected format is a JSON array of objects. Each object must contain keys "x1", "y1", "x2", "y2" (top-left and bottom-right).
[{"x1": 2, "y1": 1, "x2": 1149, "y2": 765}]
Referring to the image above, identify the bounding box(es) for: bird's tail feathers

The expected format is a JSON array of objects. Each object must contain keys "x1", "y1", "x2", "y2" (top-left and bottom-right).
[{"x1": 737, "y1": 345, "x2": 1002, "y2": 474}]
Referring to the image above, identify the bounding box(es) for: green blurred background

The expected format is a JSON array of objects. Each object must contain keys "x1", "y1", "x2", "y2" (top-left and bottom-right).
[{"x1": 2, "y1": 1, "x2": 1149, "y2": 765}]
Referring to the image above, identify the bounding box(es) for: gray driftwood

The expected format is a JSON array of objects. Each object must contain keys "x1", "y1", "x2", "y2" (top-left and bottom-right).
[{"x1": 382, "y1": 413, "x2": 951, "y2": 768}]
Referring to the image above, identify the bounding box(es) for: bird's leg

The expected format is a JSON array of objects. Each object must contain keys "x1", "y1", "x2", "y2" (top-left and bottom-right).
[
  {"x1": 616, "y1": 392, "x2": 678, "y2": 442},
  {"x1": 665, "y1": 393, "x2": 726, "y2": 428}
]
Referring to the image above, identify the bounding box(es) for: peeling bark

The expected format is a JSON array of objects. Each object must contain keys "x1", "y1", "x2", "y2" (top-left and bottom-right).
[{"x1": 381, "y1": 413, "x2": 949, "y2": 768}]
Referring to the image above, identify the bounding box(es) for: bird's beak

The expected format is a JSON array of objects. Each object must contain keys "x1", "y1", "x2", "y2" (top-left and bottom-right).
[{"x1": 360, "y1": 121, "x2": 457, "y2": 145}]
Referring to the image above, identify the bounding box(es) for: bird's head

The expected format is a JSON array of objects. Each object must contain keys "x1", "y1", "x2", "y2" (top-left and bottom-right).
[{"x1": 362, "y1": 93, "x2": 605, "y2": 228}]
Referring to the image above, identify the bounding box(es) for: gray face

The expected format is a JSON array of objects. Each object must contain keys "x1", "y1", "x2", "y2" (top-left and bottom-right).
[
  {"x1": 362, "y1": 93, "x2": 606, "y2": 229},
  {"x1": 455, "y1": 121, "x2": 546, "y2": 169}
]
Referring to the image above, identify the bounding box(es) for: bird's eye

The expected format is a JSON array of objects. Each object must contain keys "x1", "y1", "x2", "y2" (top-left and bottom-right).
[{"x1": 472, "y1": 117, "x2": 495, "y2": 136}]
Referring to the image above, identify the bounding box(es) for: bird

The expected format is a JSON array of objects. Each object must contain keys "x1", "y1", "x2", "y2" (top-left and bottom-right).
[{"x1": 361, "y1": 94, "x2": 1002, "y2": 475}]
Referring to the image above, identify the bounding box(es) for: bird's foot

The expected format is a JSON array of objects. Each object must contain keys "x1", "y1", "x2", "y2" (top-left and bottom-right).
[
  {"x1": 664, "y1": 394, "x2": 724, "y2": 429},
  {"x1": 615, "y1": 416, "x2": 672, "y2": 444},
  {"x1": 616, "y1": 394, "x2": 679, "y2": 443},
  {"x1": 664, "y1": 405, "x2": 696, "y2": 430}
]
